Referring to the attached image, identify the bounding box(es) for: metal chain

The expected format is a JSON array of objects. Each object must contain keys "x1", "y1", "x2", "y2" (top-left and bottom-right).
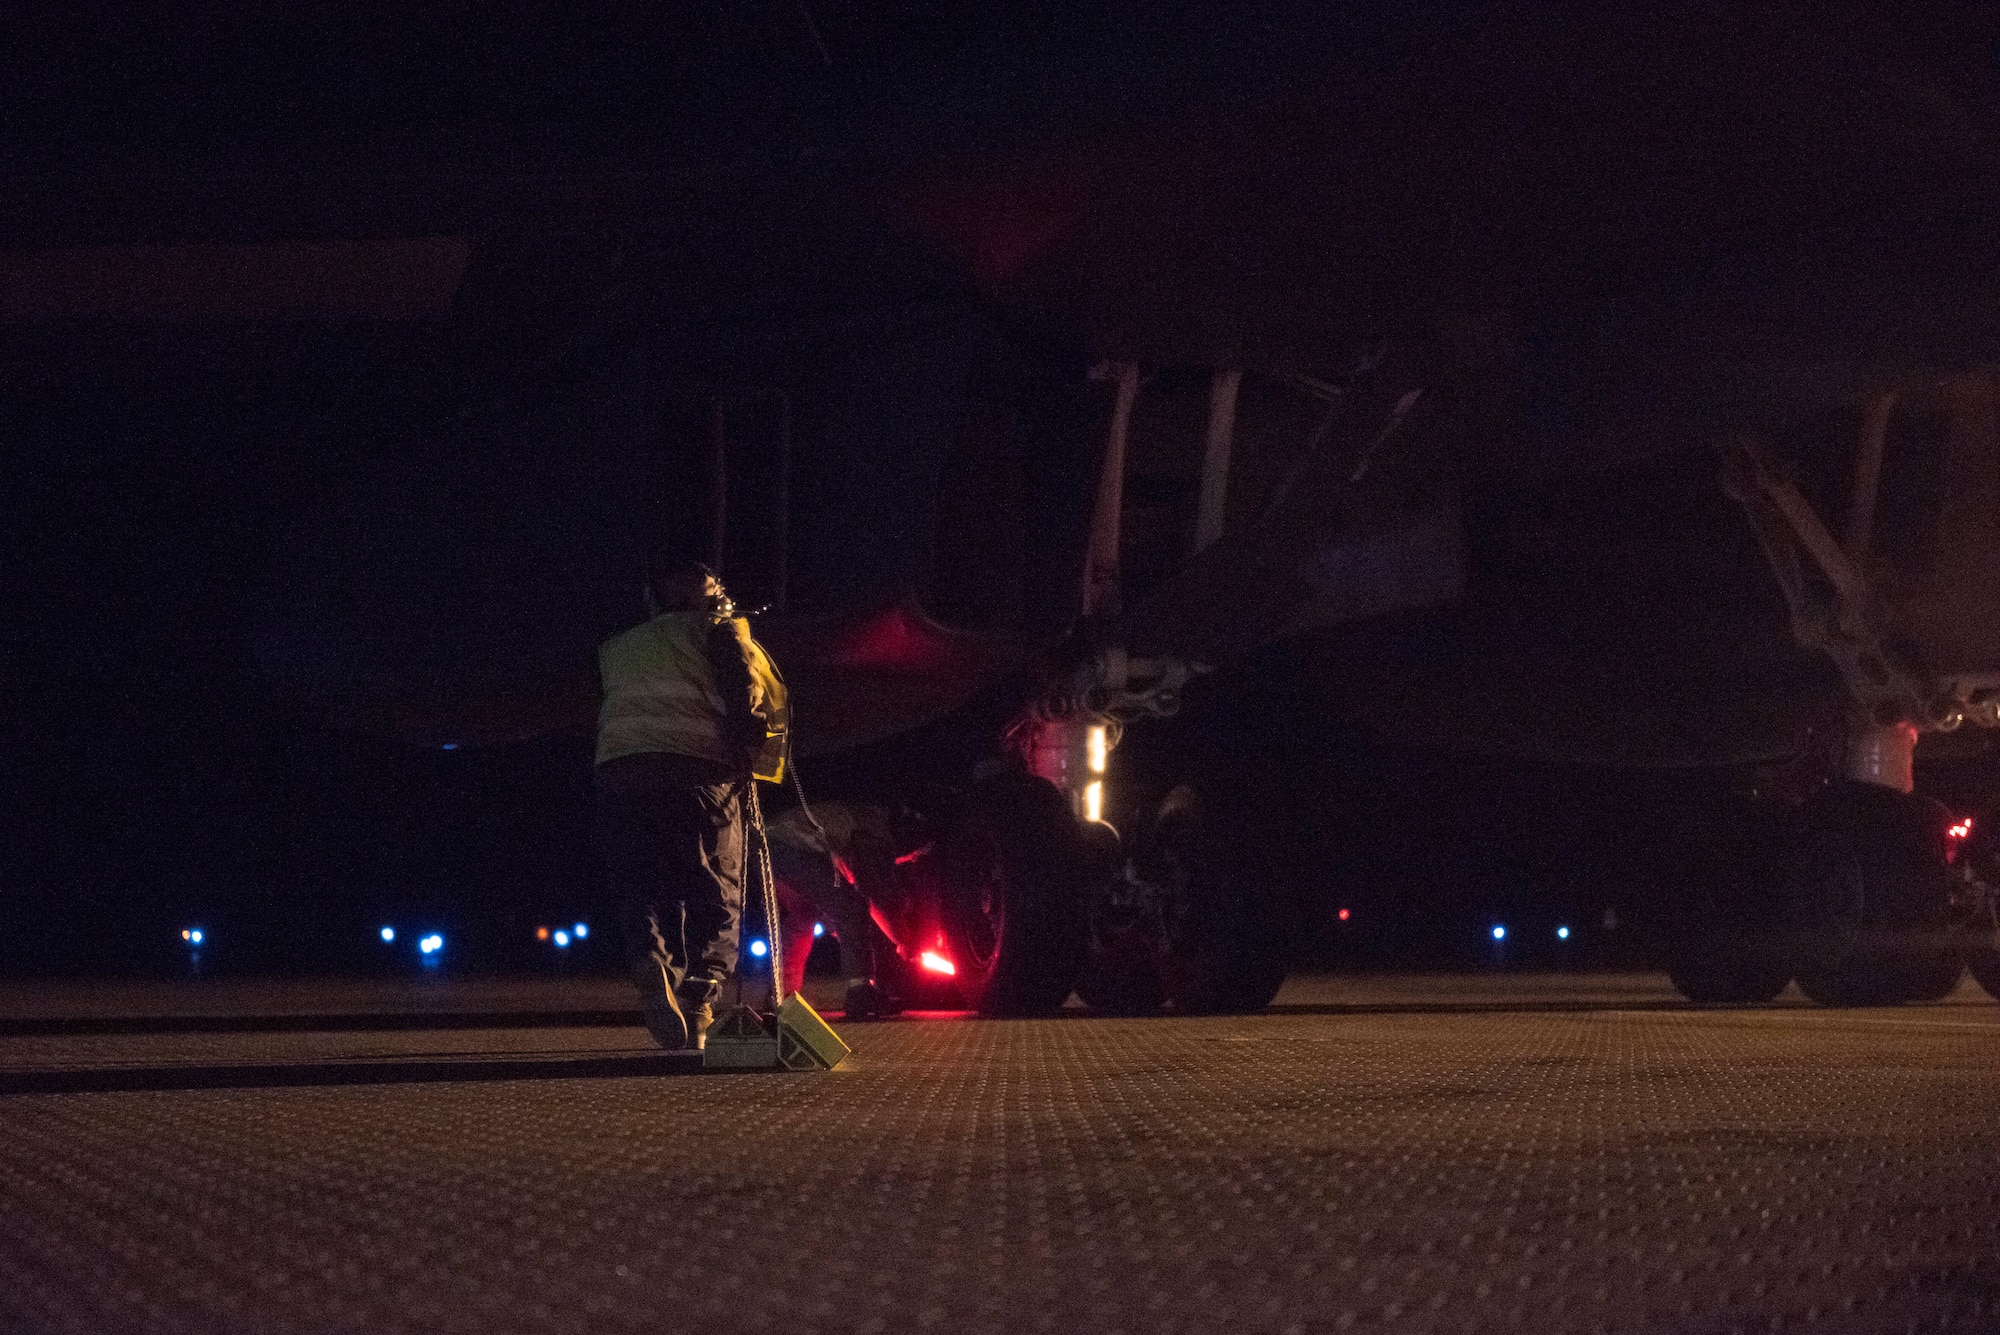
[
  {"x1": 788, "y1": 764, "x2": 849, "y2": 901},
  {"x1": 745, "y1": 780, "x2": 784, "y2": 1010}
]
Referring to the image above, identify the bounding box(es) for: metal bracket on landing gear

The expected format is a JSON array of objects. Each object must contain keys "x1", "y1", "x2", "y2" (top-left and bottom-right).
[
  {"x1": 1719, "y1": 435, "x2": 1953, "y2": 734},
  {"x1": 1028, "y1": 647, "x2": 1206, "y2": 728}
]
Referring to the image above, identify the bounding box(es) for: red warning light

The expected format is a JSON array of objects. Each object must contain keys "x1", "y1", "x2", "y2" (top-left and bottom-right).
[
  {"x1": 1337, "y1": 908, "x2": 1351, "y2": 922},
  {"x1": 1947, "y1": 816, "x2": 1974, "y2": 863},
  {"x1": 919, "y1": 951, "x2": 957, "y2": 976}
]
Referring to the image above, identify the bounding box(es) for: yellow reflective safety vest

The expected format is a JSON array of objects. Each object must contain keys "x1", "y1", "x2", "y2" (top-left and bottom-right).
[{"x1": 595, "y1": 612, "x2": 789, "y2": 782}]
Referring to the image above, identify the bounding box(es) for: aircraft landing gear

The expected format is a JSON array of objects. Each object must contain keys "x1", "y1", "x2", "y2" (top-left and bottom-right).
[
  {"x1": 1666, "y1": 947, "x2": 1791, "y2": 1005},
  {"x1": 937, "y1": 772, "x2": 1090, "y2": 1017},
  {"x1": 1146, "y1": 784, "x2": 1291, "y2": 1015},
  {"x1": 1075, "y1": 821, "x2": 1169, "y2": 1015},
  {"x1": 1072, "y1": 782, "x2": 1290, "y2": 1016},
  {"x1": 1948, "y1": 816, "x2": 2000, "y2": 1004},
  {"x1": 1967, "y1": 941, "x2": 2000, "y2": 1003},
  {"x1": 1789, "y1": 781, "x2": 1962, "y2": 1007},
  {"x1": 1665, "y1": 807, "x2": 1794, "y2": 1004},
  {"x1": 1666, "y1": 907, "x2": 1792, "y2": 1006}
]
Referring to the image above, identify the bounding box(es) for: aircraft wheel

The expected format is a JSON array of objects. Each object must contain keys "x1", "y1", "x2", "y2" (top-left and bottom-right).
[
  {"x1": 939, "y1": 772, "x2": 1088, "y2": 1016},
  {"x1": 1075, "y1": 819, "x2": 1166, "y2": 1014},
  {"x1": 1790, "y1": 783, "x2": 1957, "y2": 1007},
  {"x1": 1666, "y1": 869, "x2": 1790, "y2": 1005},
  {"x1": 1899, "y1": 953, "x2": 1966, "y2": 1002},
  {"x1": 1667, "y1": 949, "x2": 1790, "y2": 1005},
  {"x1": 1968, "y1": 945, "x2": 2000, "y2": 1003},
  {"x1": 1145, "y1": 784, "x2": 1289, "y2": 1014},
  {"x1": 1795, "y1": 954, "x2": 1960, "y2": 1007},
  {"x1": 1075, "y1": 948, "x2": 1168, "y2": 1015}
]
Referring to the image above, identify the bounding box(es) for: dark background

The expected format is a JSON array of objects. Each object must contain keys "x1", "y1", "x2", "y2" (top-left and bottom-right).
[
  {"x1": 0, "y1": 278, "x2": 1692, "y2": 980},
  {"x1": 10, "y1": 1, "x2": 1983, "y2": 980}
]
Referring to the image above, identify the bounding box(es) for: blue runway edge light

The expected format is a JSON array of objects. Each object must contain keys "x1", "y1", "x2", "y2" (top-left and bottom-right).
[
  {"x1": 572, "y1": 922, "x2": 588, "y2": 939},
  {"x1": 553, "y1": 930, "x2": 570, "y2": 948},
  {"x1": 1491, "y1": 925, "x2": 1507, "y2": 941},
  {"x1": 379, "y1": 926, "x2": 396, "y2": 943},
  {"x1": 749, "y1": 938, "x2": 769, "y2": 958},
  {"x1": 1557, "y1": 926, "x2": 1571, "y2": 940}
]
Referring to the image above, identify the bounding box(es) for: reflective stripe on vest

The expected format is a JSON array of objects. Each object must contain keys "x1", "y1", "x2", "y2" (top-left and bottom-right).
[{"x1": 741, "y1": 627, "x2": 789, "y2": 784}]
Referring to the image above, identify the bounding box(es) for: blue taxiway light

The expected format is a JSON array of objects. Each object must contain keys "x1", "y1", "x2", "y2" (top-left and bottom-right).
[
  {"x1": 1491, "y1": 925, "x2": 1507, "y2": 941},
  {"x1": 419, "y1": 934, "x2": 444, "y2": 955},
  {"x1": 553, "y1": 930, "x2": 571, "y2": 948},
  {"x1": 813, "y1": 922, "x2": 825, "y2": 938},
  {"x1": 748, "y1": 938, "x2": 769, "y2": 958},
  {"x1": 1557, "y1": 926, "x2": 1571, "y2": 940},
  {"x1": 441, "y1": 743, "x2": 458, "y2": 751},
  {"x1": 380, "y1": 926, "x2": 396, "y2": 943},
  {"x1": 572, "y1": 922, "x2": 588, "y2": 939}
]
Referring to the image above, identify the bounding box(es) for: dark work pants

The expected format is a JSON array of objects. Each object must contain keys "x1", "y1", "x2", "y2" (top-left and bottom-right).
[
  {"x1": 596, "y1": 753, "x2": 746, "y2": 1003},
  {"x1": 769, "y1": 841, "x2": 877, "y2": 995}
]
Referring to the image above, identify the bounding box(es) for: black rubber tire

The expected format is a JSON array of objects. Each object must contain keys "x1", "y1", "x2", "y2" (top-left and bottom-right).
[
  {"x1": 1900, "y1": 954, "x2": 1966, "y2": 1002},
  {"x1": 1074, "y1": 819, "x2": 1167, "y2": 1015},
  {"x1": 1667, "y1": 951, "x2": 1791, "y2": 1005},
  {"x1": 1795, "y1": 956, "x2": 1926, "y2": 1007},
  {"x1": 1074, "y1": 950, "x2": 1168, "y2": 1015},
  {"x1": 1794, "y1": 953, "x2": 1961, "y2": 1006},
  {"x1": 1661, "y1": 798, "x2": 1793, "y2": 1005},
  {"x1": 1790, "y1": 784, "x2": 1959, "y2": 1007},
  {"x1": 1969, "y1": 947, "x2": 2000, "y2": 1003},
  {"x1": 938, "y1": 772, "x2": 1089, "y2": 1017},
  {"x1": 1146, "y1": 784, "x2": 1290, "y2": 1015},
  {"x1": 1665, "y1": 877, "x2": 1790, "y2": 1005}
]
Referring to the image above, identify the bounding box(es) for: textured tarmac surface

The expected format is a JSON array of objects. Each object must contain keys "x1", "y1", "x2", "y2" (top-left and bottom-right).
[{"x1": 1, "y1": 972, "x2": 1996, "y2": 1334}]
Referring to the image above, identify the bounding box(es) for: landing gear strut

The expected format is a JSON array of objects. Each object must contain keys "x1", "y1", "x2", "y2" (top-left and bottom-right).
[{"x1": 1720, "y1": 423, "x2": 2000, "y2": 1006}]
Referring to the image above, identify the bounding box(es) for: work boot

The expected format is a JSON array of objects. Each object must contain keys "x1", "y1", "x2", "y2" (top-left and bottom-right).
[
  {"x1": 684, "y1": 998, "x2": 715, "y2": 1051},
  {"x1": 842, "y1": 979, "x2": 901, "y2": 1021},
  {"x1": 678, "y1": 980, "x2": 720, "y2": 1052},
  {"x1": 634, "y1": 958, "x2": 687, "y2": 1051}
]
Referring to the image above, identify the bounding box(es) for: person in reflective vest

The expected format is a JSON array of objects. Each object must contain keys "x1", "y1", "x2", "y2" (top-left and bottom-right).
[{"x1": 595, "y1": 557, "x2": 787, "y2": 1051}]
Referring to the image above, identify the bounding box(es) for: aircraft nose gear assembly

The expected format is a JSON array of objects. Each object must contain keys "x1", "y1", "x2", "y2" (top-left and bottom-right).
[
  {"x1": 1004, "y1": 647, "x2": 1291, "y2": 1016},
  {"x1": 1705, "y1": 393, "x2": 2000, "y2": 1007}
]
